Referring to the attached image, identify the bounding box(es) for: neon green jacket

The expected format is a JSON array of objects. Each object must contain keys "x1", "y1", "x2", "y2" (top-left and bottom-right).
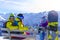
[
  {"x1": 6, "y1": 21, "x2": 18, "y2": 31},
  {"x1": 15, "y1": 18, "x2": 29, "y2": 31},
  {"x1": 6, "y1": 17, "x2": 28, "y2": 31}
]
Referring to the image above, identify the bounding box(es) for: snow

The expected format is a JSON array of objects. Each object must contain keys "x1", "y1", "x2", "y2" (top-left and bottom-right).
[
  {"x1": 0, "y1": 36, "x2": 9, "y2": 40},
  {"x1": 0, "y1": 16, "x2": 6, "y2": 21}
]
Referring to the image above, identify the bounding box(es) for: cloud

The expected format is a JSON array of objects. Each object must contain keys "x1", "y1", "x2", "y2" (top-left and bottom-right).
[{"x1": 0, "y1": 0, "x2": 60, "y2": 13}]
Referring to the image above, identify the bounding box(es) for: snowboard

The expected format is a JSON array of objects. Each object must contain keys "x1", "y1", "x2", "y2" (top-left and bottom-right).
[{"x1": 48, "y1": 10, "x2": 58, "y2": 40}]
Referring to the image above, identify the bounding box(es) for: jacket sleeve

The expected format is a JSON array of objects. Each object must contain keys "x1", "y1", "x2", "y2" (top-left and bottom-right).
[
  {"x1": 6, "y1": 22, "x2": 18, "y2": 30},
  {"x1": 18, "y1": 22, "x2": 28, "y2": 31}
]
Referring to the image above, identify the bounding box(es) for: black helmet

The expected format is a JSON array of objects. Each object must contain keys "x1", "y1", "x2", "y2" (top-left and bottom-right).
[{"x1": 17, "y1": 14, "x2": 24, "y2": 19}]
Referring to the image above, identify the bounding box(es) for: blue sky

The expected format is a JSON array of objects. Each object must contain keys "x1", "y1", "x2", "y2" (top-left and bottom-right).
[{"x1": 0, "y1": 0, "x2": 60, "y2": 13}]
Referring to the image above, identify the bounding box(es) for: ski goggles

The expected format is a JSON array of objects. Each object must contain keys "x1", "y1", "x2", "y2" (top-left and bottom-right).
[
  {"x1": 9, "y1": 16, "x2": 14, "y2": 19},
  {"x1": 17, "y1": 16, "x2": 24, "y2": 19}
]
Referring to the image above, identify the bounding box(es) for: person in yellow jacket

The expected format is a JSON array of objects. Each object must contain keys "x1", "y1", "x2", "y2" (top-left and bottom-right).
[
  {"x1": 6, "y1": 13, "x2": 18, "y2": 31},
  {"x1": 16, "y1": 14, "x2": 28, "y2": 31}
]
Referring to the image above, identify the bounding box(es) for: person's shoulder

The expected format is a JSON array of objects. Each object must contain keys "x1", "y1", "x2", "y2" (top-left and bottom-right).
[
  {"x1": 18, "y1": 21, "x2": 22, "y2": 24},
  {"x1": 6, "y1": 21, "x2": 12, "y2": 24},
  {"x1": 5, "y1": 21, "x2": 12, "y2": 25},
  {"x1": 17, "y1": 21, "x2": 20, "y2": 22},
  {"x1": 15, "y1": 18, "x2": 20, "y2": 21}
]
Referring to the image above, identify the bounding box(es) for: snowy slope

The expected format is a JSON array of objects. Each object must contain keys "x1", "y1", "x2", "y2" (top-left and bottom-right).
[
  {"x1": 0, "y1": 16, "x2": 6, "y2": 21},
  {"x1": 0, "y1": 36, "x2": 9, "y2": 40}
]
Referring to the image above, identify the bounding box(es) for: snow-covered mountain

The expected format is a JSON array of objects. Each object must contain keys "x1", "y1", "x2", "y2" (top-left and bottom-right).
[
  {"x1": 0, "y1": 11, "x2": 60, "y2": 27},
  {"x1": 0, "y1": 12, "x2": 45, "y2": 26},
  {"x1": 0, "y1": 16, "x2": 6, "y2": 21}
]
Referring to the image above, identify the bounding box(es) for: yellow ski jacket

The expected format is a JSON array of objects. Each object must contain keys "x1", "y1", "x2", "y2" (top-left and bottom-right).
[
  {"x1": 15, "y1": 18, "x2": 28, "y2": 31},
  {"x1": 6, "y1": 21, "x2": 18, "y2": 31}
]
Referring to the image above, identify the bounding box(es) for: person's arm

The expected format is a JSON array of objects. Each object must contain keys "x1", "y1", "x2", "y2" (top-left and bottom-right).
[
  {"x1": 18, "y1": 22, "x2": 28, "y2": 31},
  {"x1": 6, "y1": 22, "x2": 18, "y2": 30}
]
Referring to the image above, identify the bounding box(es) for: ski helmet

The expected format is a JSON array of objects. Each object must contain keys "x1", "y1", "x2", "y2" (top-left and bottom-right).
[
  {"x1": 42, "y1": 16, "x2": 47, "y2": 19},
  {"x1": 17, "y1": 14, "x2": 24, "y2": 19},
  {"x1": 48, "y1": 10, "x2": 58, "y2": 16},
  {"x1": 9, "y1": 13, "x2": 14, "y2": 18}
]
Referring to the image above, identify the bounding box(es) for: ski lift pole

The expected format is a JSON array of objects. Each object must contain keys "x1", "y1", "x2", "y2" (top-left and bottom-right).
[
  {"x1": 1, "y1": 28, "x2": 11, "y2": 40},
  {"x1": 7, "y1": 28, "x2": 11, "y2": 40}
]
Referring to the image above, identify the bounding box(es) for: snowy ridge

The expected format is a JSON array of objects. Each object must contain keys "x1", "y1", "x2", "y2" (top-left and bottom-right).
[{"x1": 0, "y1": 16, "x2": 6, "y2": 21}]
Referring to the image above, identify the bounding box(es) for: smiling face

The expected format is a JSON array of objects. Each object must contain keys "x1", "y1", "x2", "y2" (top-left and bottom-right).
[{"x1": 9, "y1": 17, "x2": 15, "y2": 22}]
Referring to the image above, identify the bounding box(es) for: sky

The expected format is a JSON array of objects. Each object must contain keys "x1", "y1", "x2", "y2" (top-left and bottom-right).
[{"x1": 0, "y1": 0, "x2": 60, "y2": 13}]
